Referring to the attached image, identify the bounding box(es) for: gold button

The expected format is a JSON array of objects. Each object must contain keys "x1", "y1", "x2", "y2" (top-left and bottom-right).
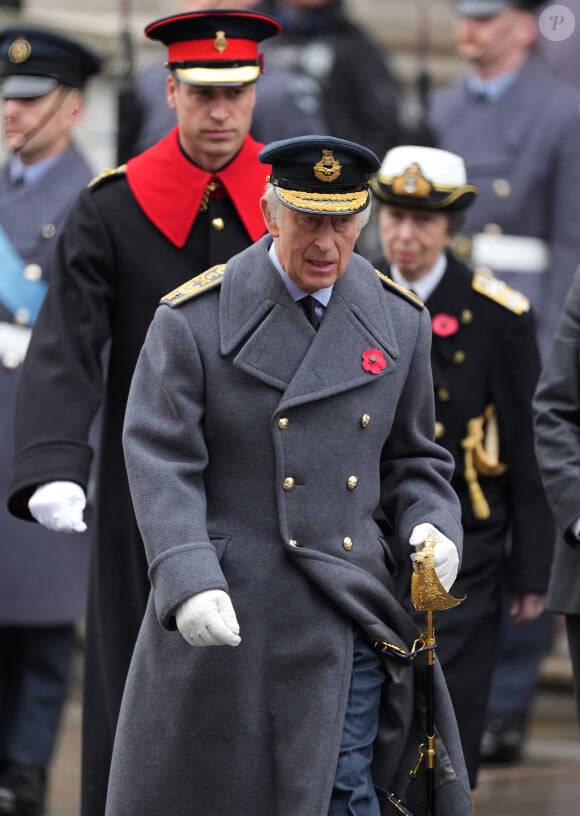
[
  {"x1": 41, "y1": 223, "x2": 56, "y2": 239},
  {"x1": 437, "y1": 387, "x2": 451, "y2": 402},
  {"x1": 347, "y1": 476, "x2": 358, "y2": 490},
  {"x1": 283, "y1": 477, "x2": 295, "y2": 491},
  {"x1": 461, "y1": 309, "x2": 473, "y2": 325},
  {"x1": 14, "y1": 308, "x2": 31, "y2": 325},
  {"x1": 361, "y1": 413, "x2": 371, "y2": 428},
  {"x1": 492, "y1": 179, "x2": 511, "y2": 199},
  {"x1": 483, "y1": 222, "x2": 502, "y2": 234},
  {"x1": 342, "y1": 537, "x2": 353, "y2": 551},
  {"x1": 453, "y1": 350, "x2": 465, "y2": 365},
  {"x1": 212, "y1": 217, "x2": 225, "y2": 231},
  {"x1": 23, "y1": 263, "x2": 42, "y2": 281},
  {"x1": 435, "y1": 421, "x2": 445, "y2": 439},
  {"x1": 278, "y1": 417, "x2": 289, "y2": 430},
  {"x1": 288, "y1": 539, "x2": 300, "y2": 548}
]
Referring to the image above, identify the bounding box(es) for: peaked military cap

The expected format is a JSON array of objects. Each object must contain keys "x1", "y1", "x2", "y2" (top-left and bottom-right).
[
  {"x1": 145, "y1": 9, "x2": 280, "y2": 87},
  {"x1": 455, "y1": 0, "x2": 544, "y2": 17},
  {"x1": 259, "y1": 135, "x2": 380, "y2": 215},
  {"x1": 0, "y1": 25, "x2": 100, "y2": 99},
  {"x1": 370, "y1": 145, "x2": 478, "y2": 212}
]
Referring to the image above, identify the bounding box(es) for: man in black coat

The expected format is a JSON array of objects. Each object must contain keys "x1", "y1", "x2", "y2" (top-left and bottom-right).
[
  {"x1": 370, "y1": 144, "x2": 555, "y2": 795},
  {"x1": 6, "y1": 10, "x2": 280, "y2": 816}
]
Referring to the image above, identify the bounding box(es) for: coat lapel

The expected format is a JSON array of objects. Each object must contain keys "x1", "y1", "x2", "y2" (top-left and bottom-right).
[{"x1": 219, "y1": 237, "x2": 400, "y2": 407}]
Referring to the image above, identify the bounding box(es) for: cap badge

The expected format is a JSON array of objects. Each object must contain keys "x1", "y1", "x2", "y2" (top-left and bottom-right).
[
  {"x1": 8, "y1": 38, "x2": 31, "y2": 64},
  {"x1": 392, "y1": 163, "x2": 432, "y2": 199},
  {"x1": 313, "y1": 149, "x2": 342, "y2": 184},
  {"x1": 214, "y1": 31, "x2": 228, "y2": 54}
]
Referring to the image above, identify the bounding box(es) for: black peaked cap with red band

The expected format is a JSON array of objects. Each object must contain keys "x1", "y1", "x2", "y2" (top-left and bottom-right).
[{"x1": 145, "y1": 9, "x2": 281, "y2": 87}]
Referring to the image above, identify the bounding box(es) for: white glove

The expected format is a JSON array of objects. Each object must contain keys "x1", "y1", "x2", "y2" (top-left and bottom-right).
[
  {"x1": 176, "y1": 589, "x2": 241, "y2": 647},
  {"x1": 28, "y1": 481, "x2": 87, "y2": 533},
  {"x1": 409, "y1": 522, "x2": 459, "y2": 592}
]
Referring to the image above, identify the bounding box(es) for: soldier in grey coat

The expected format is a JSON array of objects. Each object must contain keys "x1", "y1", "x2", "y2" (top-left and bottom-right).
[
  {"x1": 111, "y1": 136, "x2": 471, "y2": 816},
  {"x1": 0, "y1": 25, "x2": 100, "y2": 816},
  {"x1": 533, "y1": 266, "x2": 580, "y2": 728},
  {"x1": 429, "y1": 0, "x2": 580, "y2": 761}
]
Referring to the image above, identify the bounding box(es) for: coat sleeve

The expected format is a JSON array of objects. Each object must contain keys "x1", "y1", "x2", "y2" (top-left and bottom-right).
[
  {"x1": 122, "y1": 303, "x2": 228, "y2": 629},
  {"x1": 533, "y1": 268, "x2": 580, "y2": 545},
  {"x1": 491, "y1": 307, "x2": 555, "y2": 590},
  {"x1": 379, "y1": 306, "x2": 463, "y2": 557},
  {"x1": 541, "y1": 98, "x2": 580, "y2": 357},
  {"x1": 8, "y1": 188, "x2": 115, "y2": 518}
]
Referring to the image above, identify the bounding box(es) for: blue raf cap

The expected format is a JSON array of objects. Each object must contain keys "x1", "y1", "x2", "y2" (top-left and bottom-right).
[
  {"x1": 259, "y1": 135, "x2": 380, "y2": 216},
  {"x1": 0, "y1": 26, "x2": 100, "y2": 99}
]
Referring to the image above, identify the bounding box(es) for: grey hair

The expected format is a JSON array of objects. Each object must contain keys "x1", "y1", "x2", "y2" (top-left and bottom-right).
[{"x1": 263, "y1": 183, "x2": 372, "y2": 228}]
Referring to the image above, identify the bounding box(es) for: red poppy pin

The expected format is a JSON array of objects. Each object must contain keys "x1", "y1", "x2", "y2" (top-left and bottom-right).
[
  {"x1": 361, "y1": 348, "x2": 387, "y2": 375},
  {"x1": 432, "y1": 313, "x2": 459, "y2": 337}
]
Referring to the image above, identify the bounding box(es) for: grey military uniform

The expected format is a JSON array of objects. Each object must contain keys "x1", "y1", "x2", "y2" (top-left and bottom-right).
[
  {"x1": 108, "y1": 236, "x2": 471, "y2": 816},
  {"x1": 430, "y1": 54, "x2": 580, "y2": 358},
  {"x1": 0, "y1": 143, "x2": 92, "y2": 623}
]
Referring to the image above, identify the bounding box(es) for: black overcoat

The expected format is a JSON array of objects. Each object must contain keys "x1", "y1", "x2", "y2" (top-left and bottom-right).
[{"x1": 7, "y1": 131, "x2": 267, "y2": 816}]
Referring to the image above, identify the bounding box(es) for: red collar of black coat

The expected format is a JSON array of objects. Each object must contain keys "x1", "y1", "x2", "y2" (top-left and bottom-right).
[{"x1": 126, "y1": 127, "x2": 269, "y2": 248}]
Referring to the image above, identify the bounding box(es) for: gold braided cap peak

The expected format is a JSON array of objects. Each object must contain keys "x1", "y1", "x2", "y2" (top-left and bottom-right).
[
  {"x1": 277, "y1": 187, "x2": 369, "y2": 214},
  {"x1": 161, "y1": 264, "x2": 226, "y2": 307},
  {"x1": 472, "y1": 269, "x2": 530, "y2": 314}
]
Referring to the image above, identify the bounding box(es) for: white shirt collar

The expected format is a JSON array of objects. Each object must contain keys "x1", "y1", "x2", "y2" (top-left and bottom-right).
[
  {"x1": 268, "y1": 242, "x2": 334, "y2": 307},
  {"x1": 390, "y1": 253, "x2": 447, "y2": 302}
]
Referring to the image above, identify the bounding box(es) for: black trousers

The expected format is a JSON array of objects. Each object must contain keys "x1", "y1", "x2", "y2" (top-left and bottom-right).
[{"x1": 0, "y1": 625, "x2": 75, "y2": 767}]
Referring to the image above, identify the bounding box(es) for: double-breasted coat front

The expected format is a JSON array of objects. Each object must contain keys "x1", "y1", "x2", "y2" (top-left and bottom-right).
[{"x1": 109, "y1": 236, "x2": 471, "y2": 816}]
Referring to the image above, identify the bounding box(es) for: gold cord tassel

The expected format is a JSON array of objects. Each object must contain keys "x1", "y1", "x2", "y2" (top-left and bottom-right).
[{"x1": 461, "y1": 417, "x2": 491, "y2": 520}]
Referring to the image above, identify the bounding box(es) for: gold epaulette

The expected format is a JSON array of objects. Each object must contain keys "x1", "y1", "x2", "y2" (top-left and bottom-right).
[
  {"x1": 87, "y1": 164, "x2": 127, "y2": 190},
  {"x1": 375, "y1": 269, "x2": 424, "y2": 309},
  {"x1": 161, "y1": 264, "x2": 226, "y2": 307},
  {"x1": 472, "y1": 269, "x2": 530, "y2": 314}
]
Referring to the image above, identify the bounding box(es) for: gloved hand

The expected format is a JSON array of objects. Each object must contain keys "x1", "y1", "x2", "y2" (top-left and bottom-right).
[
  {"x1": 28, "y1": 481, "x2": 87, "y2": 533},
  {"x1": 409, "y1": 522, "x2": 459, "y2": 592},
  {"x1": 176, "y1": 589, "x2": 241, "y2": 647}
]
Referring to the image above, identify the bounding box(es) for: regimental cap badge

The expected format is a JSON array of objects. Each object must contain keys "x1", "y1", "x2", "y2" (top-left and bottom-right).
[
  {"x1": 392, "y1": 162, "x2": 432, "y2": 199},
  {"x1": 214, "y1": 30, "x2": 228, "y2": 53},
  {"x1": 313, "y1": 149, "x2": 342, "y2": 184},
  {"x1": 8, "y1": 38, "x2": 31, "y2": 64}
]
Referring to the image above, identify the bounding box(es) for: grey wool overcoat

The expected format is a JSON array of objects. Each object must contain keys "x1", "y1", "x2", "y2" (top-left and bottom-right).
[
  {"x1": 109, "y1": 235, "x2": 471, "y2": 816},
  {"x1": 533, "y1": 265, "x2": 580, "y2": 616}
]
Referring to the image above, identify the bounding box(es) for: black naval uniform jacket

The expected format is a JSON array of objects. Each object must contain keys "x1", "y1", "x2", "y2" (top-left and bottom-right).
[
  {"x1": 7, "y1": 129, "x2": 268, "y2": 816},
  {"x1": 378, "y1": 250, "x2": 554, "y2": 786}
]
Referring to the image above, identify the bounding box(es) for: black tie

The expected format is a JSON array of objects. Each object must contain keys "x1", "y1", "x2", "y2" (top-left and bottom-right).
[{"x1": 300, "y1": 295, "x2": 320, "y2": 330}]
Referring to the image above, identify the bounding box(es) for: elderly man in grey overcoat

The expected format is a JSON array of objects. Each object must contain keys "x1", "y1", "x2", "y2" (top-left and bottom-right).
[{"x1": 110, "y1": 136, "x2": 471, "y2": 816}]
